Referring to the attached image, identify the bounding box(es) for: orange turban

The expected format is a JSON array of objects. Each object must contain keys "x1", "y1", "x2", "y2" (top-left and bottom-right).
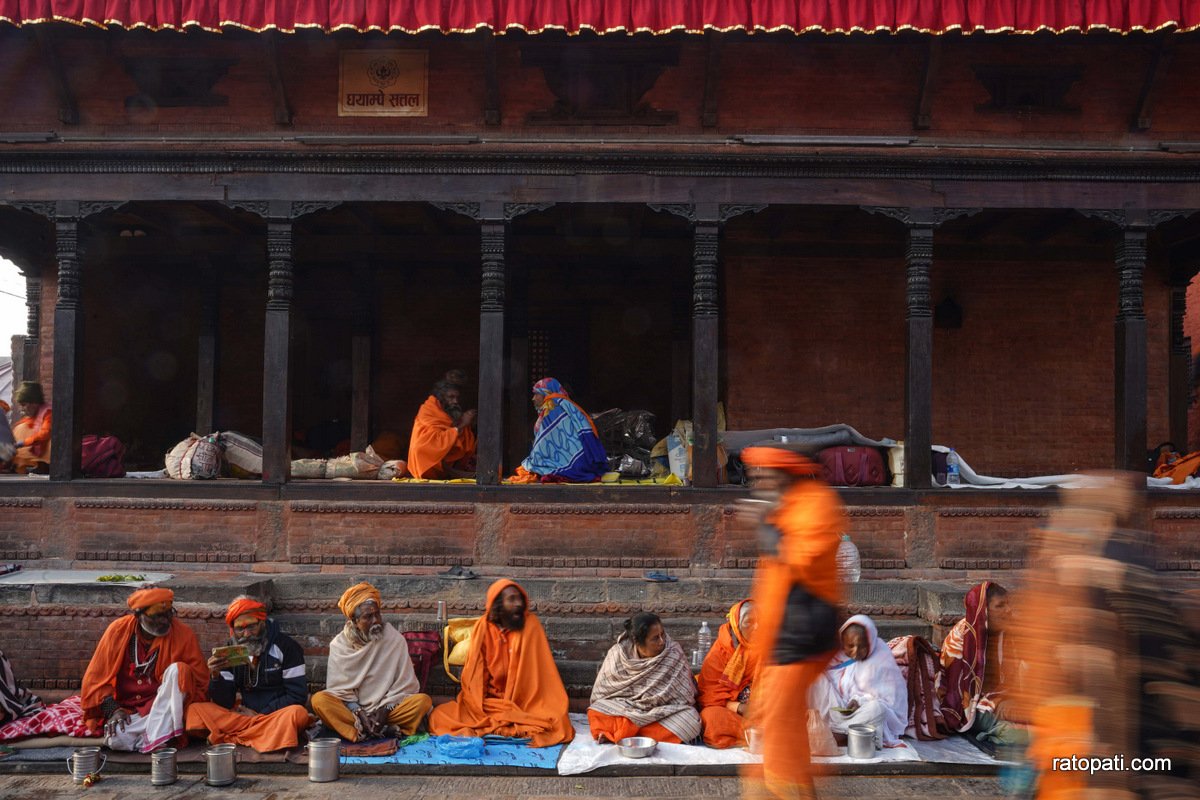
[
  {"x1": 338, "y1": 582, "x2": 381, "y2": 618},
  {"x1": 225, "y1": 597, "x2": 268, "y2": 628},
  {"x1": 741, "y1": 446, "x2": 821, "y2": 476},
  {"x1": 127, "y1": 587, "x2": 174, "y2": 613}
]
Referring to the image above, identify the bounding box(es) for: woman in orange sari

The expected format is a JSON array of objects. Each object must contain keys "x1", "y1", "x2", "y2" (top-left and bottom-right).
[
  {"x1": 740, "y1": 446, "x2": 844, "y2": 800},
  {"x1": 697, "y1": 599, "x2": 758, "y2": 748},
  {"x1": 9, "y1": 382, "x2": 51, "y2": 474}
]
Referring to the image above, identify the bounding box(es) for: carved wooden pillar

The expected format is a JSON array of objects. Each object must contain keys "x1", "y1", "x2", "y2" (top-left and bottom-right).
[
  {"x1": 195, "y1": 260, "x2": 218, "y2": 434},
  {"x1": 262, "y1": 211, "x2": 294, "y2": 484},
  {"x1": 1115, "y1": 226, "x2": 1149, "y2": 471},
  {"x1": 478, "y1": 211, "x2": 506, "y2": 485},
  {"x1": 649, "y1": 203, "x2": 764, "y2": 487},
  {"x1": 225, "y1": 199, "x2": 339, "y2": 483},
  {"x1": 23, "y1": 271, "x2": 41, "y2": 382},
  {"x1": 691, "y1": 217, "x2": 721, "y2": 488},
  {"x1": 350, "y1": 262, "x2": 373, "y2": 453},
  {"x1": 903, "y1": 222, "x2": 936, "y2": 489},
  {"x1": 50, "y1": 203, "x2": 81, "y2": 481},
  {"x1": 1169, "y1": 277, "x2": 1192, "y2": 450},
  {"x1": 1082, "y1": 209, "x2": 1194, "y2": 469},
  {"x1": 431, "y1": 201, "x2": 551, "y2": 484},
  {"x1": 864, "y1": 207, "x2": 979, "y2": 489}
]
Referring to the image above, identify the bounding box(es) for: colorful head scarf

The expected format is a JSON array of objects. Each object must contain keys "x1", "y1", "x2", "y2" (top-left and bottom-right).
[
  {"x1": 126, "y1": 587, "x2": 174, "y2": 613},
  {"x1": 741, "y1": 446, "x2": 822, "y2": 477},
  {"x1": 721, "y1": 599, "x2": 754, "y2": 685},
  {"x1": 338, "y1": 582, "x2": 382, "y2": 619},
  {"x1": 940, "y1": 581, "x2": 994, "y2": 732},
  {"x1": 521, "y1": 377, "x2": 607, "y2": 482},
  {"x1": 225, "y1": 597, "x2": 268, "y2": 628}
]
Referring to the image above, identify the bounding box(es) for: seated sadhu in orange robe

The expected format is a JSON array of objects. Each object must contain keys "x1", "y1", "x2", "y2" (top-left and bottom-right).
[
  {"x1": 184, "y1": 597, "x2": 312, "y2": 752},
  {"x1": 407, "y1": 379, "x2": 477, "y2": 479},
  {"x1": 697, "y1": 599, "x2": 760, "y2": 749},
  {"x1": 81, "y1": 588, "x2": 209, "y2": 752},
  {"x1": 429, "y1": 579, "x2": 574, "y2": 747}
]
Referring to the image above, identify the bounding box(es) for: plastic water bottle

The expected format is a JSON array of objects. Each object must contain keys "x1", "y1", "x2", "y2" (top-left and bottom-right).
[
  {"x1": 946, "y1": 448, "x2": 962, "y2": 486},
  {"x1": 836, "y1": 534, "x2": 861, "y2": 583},
  {"x1": 697, "y1": 621, "x2": 713, "y2": 657}
]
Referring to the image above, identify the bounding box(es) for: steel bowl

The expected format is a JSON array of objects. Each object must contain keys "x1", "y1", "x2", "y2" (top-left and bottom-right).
[{"x1": 617, "y1": 736, "x2": 658, "y2": 759}]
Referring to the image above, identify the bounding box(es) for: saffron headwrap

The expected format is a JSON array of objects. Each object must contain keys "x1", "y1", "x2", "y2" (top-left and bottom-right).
[
  {"x1": 126, "y1": 587, "x2": 174, "y2": 613},
  {"x1": 741, "y1": 446, "x2": 822, "y2": 476},
  {"x1": 225, "y1": 597, "x2": 268, "y2": 628},
  {"x1": 338, "y1": 582, "x2": 382, "y2": 619},
  {"x1": 721, "y1": 599, "x2": 754, "y2": 686}
]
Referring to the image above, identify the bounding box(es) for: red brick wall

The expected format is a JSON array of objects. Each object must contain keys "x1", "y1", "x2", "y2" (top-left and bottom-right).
[
  {"x1": 502, "y1": 504, "x2": 694, "y2": 568},
  {"x1": 1188, "y1": 279, "x2": 1200, "y2": 453},
  {"x1": 4, "y1": 30, "x2": 1200, "y2": 140},
  {"x1": 285, "y1": 502, "x2": 477, "y2": 566}
]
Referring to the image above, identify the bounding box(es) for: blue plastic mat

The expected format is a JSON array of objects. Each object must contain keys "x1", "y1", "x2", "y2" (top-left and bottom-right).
[{"x1": 342, "y1": 737, "x2": 563, "y2": 768}]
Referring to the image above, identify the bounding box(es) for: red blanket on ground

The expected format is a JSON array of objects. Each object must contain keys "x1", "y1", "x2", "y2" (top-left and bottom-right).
[{"x1": 0, "y1": 696, "x2": 97, "y2": 741}]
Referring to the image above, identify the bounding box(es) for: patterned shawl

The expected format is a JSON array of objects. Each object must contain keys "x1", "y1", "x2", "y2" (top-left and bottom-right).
[
  {"x1": 0, "y1": 649, "x2": 42, "y2": 723},
  {"x1": 589, "y1": 633, "x2": 701, "y2": 742},
  {"x1": 521, "y1": 378, "x2": 608, "y2": 482},
  {"x1": 938, "y1": 581, "x2": 993, "y2": 732}
]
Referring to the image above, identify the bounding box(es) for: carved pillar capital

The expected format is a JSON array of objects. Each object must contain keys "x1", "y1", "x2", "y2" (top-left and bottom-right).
[
  {"x1": 266, "y1": 219, "x2": 293, "y2": 311},
  {"x1": 54, "y1": 217, "x2": 80, "y2": 311},
  {"x1": 692, "y1": 223, "x2": 719, "y2": 318},
  {"x1": 25, "y1": 274, "x2": 41, "y2": 341},
  {"x1": 481, "y1": 220, "x2": 506, "y2": 313},
  {"x1": 1116, "y1": 228, "x2": 1148, "y2": 322},
  {"x1": 861, "y1": 206, "x2": 981, "y2": 229}
]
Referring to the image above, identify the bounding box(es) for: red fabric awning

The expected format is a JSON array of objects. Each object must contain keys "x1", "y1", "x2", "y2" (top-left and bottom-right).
[{"x1": 0, "y1": 1, "x2": 1197, "y2": 35}]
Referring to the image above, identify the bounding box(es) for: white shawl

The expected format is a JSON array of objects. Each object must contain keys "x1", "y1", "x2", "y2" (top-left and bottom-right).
[
  {"x1": 325, "y1": 623, "x2": 420, "y2": 713},
  {"x1": 819, "y1": 615, "x2": 908, "y2": 744}
]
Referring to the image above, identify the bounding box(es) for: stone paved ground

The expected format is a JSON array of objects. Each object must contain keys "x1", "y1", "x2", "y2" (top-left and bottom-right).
[{"x1": 0, "y1": 773, "x2": 1005, "y2": 799}]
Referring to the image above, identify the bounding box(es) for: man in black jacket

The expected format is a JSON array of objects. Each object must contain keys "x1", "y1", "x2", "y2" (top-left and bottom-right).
[{"x1": 184, "y1": 596, "x2": 311, "y2": 751}]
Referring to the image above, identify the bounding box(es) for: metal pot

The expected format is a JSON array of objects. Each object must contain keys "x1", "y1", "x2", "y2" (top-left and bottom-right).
[
  {"x1": 307, "y1": 737, "x2": 341, "y2": 782},
  {"x1": 66, "y1": 747, "x2": 105, "y2": 784},
  {"x1": 203, "y1": 743, "x2": 237, "y2": 786},
  {"x1": 150, "y1": 748, "x2": 178, "y2": 786},
  {"x1": 846, "y1": 724, "x2": 876, "y2": 759}
]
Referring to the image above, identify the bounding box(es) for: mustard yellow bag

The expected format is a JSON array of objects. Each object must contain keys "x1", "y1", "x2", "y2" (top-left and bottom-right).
[{"x1": 443, "y1": 617, "x2": 478, "y2": 683}]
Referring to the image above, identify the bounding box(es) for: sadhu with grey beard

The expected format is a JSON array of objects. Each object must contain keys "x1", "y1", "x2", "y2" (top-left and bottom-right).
[
  {"x1": 80, "y1": 588, "x2": 208, "y2": 752},
  {"x1": 183, "y1": 597, "x2": 311, "y2": 752},
  {"x1": 311, "y1": 583, "x2": 433, "y2": 741},
  {"x1": 406, "y1": 379, "x2": 477, "y2": 479}
]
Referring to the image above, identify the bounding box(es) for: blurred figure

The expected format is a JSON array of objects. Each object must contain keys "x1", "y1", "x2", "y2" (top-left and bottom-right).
[
  {"x1": 697, "y1": 599, "x2": 759, "y2": 749},
  {"x1": 739, "y1": 445, "x2": 844, "y2": 800},
  {"x1": 1016, "y1": 472, "x2": 1199, "y2": 799},
  {"x1": 587, "y1": 612, "x2": 700, "y2": 744},
  {"x1": 810, "y1": 615, "x2": 908, "y2": 747},
  {"x1": 9, "y1": 381, "x2": 51, "y2": 474},
  {"x1": 938, "y1": 581, "x2": 1023, "y2": 744}
]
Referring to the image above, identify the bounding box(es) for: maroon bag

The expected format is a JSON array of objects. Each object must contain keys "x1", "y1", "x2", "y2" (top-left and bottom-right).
[
  {"x1": 401, "y1": 630, "x2": 441, "y2": 692},
  {"x1": 81, "y1": 435, "x2": 126, "y2": 478},
  {"x1": 817, "y1": 446, "x2": 887, "y2": 486}
]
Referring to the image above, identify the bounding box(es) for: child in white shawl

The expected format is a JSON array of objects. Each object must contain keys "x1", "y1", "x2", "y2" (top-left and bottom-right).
[{"x1": 810, "y1": 614, "x2": 908, "y2": 747}]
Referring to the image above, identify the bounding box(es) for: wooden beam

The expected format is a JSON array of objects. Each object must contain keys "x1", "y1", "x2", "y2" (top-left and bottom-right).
[
  {"x1": 1132, "y1": 36, "x2": 1169, "y2": 132},
  {"x1": 1169, "y1": 279, "x2": 1190, "y2": 450},
  {"x1": 33, "y1": 27, "x2": 78, "y2": 125},
  {"x1": 264, "y1": 32, "x2": 293, "y2": 126},
  {"x1": 913, "y1": 38, "x2": 941, "y2": 130}
]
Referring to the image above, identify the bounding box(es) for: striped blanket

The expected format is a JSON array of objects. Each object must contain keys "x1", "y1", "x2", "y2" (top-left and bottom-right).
[{"x1": 589, "y1": 634, "x2": 701, "y2": 742}]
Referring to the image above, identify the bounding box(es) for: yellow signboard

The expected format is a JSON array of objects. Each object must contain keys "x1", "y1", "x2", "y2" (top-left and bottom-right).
[{"x1": 339, "y1": 50, "x2": 428, "y2": 117}]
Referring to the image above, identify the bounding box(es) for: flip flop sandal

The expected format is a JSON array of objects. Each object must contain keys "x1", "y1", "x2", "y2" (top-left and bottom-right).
[
  {"x1": 438, "y1": 565, "x2": 480, "y2": 580},
  {"x1": 643, "y1": 571, "x2": 678, "y2": 582}
]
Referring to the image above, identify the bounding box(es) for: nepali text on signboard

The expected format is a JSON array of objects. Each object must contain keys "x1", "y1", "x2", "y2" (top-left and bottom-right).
[{"x1": 339, "y1": 50, "x2": 428, "y2": 117}]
